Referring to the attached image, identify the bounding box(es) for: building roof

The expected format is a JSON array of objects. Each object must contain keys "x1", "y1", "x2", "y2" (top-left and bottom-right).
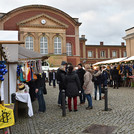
[
  {"x1": 85, "y1": 45, "x2": 126, "y2": 47},
  {"x1": 0, "y1": 5, "x2": 81, "y2": 26},
  {"x1": 18, "y1": 45, "x2": 49, "y2": 61},
  {"x1": 0, "y1": 13, "x2": 5, "y2": 18}
]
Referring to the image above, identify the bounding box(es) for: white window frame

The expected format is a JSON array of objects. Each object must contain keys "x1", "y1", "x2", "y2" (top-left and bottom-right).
[
  {"x1": 25, "y1": 36, "x2": 34, "y2": 50},
  {"x1": 112, "y1": 51, "x2": 117, "y2": 57},
  {"x1": 54, "y1": 37, "x2": 62, "y2": 54},
  {"x1": 40, "y1": 36, "x2": 48, "y2": 54},
  {"x1": 123, "y1": 51, "x2": 127, "y2": 57},
  {"x1": 88, "y1": 51, "x2": 93, "y2": 58},
  {"x1": 100, "y1": 50, "x2": 105, "y2": 57},
  {"x1": 66, "y1": 43, "x2": 72, "y2": 56}
]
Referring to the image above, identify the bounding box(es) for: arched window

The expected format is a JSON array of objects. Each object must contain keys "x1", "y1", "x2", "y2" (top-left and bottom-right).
[
  {"x1": 25, "y1": 36, "x2": 34, "y2": 50},
  {"x1": 40, "y1": 36, "x2": 48, "y2": 54},
  {"x1": 54, "y1": 37, "x2": 62, "y2": 54},
  {"x1": 66, "y1": 43, "x2": 72, "y2": 56}
]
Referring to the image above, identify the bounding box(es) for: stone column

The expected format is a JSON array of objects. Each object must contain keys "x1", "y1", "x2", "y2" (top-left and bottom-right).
[
  {"x1": 61, "y1": 33, "x2": 66, "y2": 54},
  {"x1": 49, "y1": 33, "x2": 53, "y2": 54}
]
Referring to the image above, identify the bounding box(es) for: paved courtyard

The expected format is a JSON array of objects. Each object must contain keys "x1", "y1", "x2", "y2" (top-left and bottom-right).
[{"x1": 7, "y1": 84, "x2": 134, "y2": 133}]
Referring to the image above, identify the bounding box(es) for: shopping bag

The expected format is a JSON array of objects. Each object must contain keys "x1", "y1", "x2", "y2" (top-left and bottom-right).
[{"x1": 0, "y1": 104, "x2": 15, "y2": 129}]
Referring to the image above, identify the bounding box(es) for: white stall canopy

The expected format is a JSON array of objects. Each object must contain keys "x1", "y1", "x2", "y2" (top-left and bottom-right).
[
  {"x1": 93, "y1": 57, "x2": 127, "y2": 66},
  {"x1": 122, "y1": 56, "x2": 134, "y2": 62}
]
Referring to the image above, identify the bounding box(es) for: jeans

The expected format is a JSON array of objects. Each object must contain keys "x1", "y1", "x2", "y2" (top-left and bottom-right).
[
  {"x1": 94, "y1": 84, "x2": 101, "y2": 100},
  {"x1": 113, "y1": 79, "x2": 118, "y2": 88},
  {"x1": 85, "y1": 94, "x2": 92, "y2": 107},
  {"x1": 58, "y1": 90, "x2": 62, "y2": 105},
  {"x1": 36, "y1": 87, "x2": 46, "y2": 112},
  {"x1": 79, "y1": 88, "x2": 85, "y2": 103},
  {"x1": 53, "y1": 79, "x2": 56, "y2": 87},
  {"x1": 49, "y1": 79, "x2": 52, "y2": 86},
  {"x1": 58, "y1": 89, "x2": 67, "y2": 106}
]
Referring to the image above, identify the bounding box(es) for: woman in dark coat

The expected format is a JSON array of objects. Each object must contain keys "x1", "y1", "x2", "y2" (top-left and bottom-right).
[{"x1": 65, "y1": 65, "x2": 81, "y2": 112}]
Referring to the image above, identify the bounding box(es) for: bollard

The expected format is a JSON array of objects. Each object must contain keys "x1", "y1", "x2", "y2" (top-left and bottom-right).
[
  {"x1": 104, "y1": 86, "x2": 112, "y2": 111},
  {"x1": 62, "y1": 89, "x2": 66, "y2": 117},
  {"x1": 104, "y1": 87, "x2": 108, "y2": 111}
]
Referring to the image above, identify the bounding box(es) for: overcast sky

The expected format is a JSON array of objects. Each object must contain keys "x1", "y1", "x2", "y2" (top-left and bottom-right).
[{"x1": 0, "y1": 0, "x2": 134, "y2": 45}]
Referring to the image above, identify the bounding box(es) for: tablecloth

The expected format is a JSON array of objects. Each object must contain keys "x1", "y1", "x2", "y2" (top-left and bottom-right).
[{"x1": 15, "y1": 92, "x2": 33, "y2": 117}]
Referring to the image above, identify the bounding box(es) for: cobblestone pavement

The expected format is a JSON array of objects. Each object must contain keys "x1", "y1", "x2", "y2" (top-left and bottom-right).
[{"x1": 7, "y1": 84, "x2": 134, "y2": 133}]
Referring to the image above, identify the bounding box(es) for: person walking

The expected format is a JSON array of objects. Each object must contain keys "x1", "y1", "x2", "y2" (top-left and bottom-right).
[
  {"x1": 76, "y1": 63, "x2": 86, "y2": 105},
  {"x1": 52, "y1": 70, "x2": 57, "y2": 88},
  {"x1": 112, "y1": 66, "x2": 119, "y2": 89},
  {"x1": 93, "y1": 66, "x2": 102, "y2": 100},
  {"x1": 48, "y1": 70, "x2": 53, "y2": 86},
  {"x1": 35, "y1": 74, "x2": 46, "y2": 113},
  {"x1": 65, "y1": 65, "x2": 81, "y2": 112},
  {"x1": 83, "y1": 64, "x2": 94, "y2": 110}
]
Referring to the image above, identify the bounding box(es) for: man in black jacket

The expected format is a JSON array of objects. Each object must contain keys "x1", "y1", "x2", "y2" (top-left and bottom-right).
[
  {"x1": 57, "y1": 61, "x2": 67, "y2": 107},
  {"x1": 76, "y1": 63, "x2": 86, "y2": 104},
  {"x1": 35, "y1": 74, "x2": 46, "y2": 112},
  {"x1": 48, "y1": 70, "x2": 53, "y2": 86}
]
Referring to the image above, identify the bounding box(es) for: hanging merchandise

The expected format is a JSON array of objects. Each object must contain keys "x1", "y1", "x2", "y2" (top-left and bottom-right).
[
  {"x1": 27, "y1": 61, "x2": 31, "y2": 82},
  {"x1": 20, "y1": 67, "x2": 26, "y2": 82},
  {"x1": 38, "y1": 60, "x2": 42, "y2": 74},
  {"x1": 0, "y1": 104, "x2": 15, "y2": 129},
  {"x1": 17, "y1": 65, "x2": 21, "y2": 77},
  {"x1": 0, "y1": 61, "x2": 8, "y2": 81}
]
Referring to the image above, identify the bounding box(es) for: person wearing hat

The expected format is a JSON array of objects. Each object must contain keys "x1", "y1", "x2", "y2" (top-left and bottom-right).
[
  {"x1": 17, "y1": 83, "x2": 29, "y2": 93},
  {"x1": 56, "y1": 61, "x2": 67, "y2": 107}
]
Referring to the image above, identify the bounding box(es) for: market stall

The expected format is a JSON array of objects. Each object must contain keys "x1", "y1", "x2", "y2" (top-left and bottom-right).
[
  {"x1": 0, "y1": 30, "x2": 49, "y2": 133},
  {"x1": 93, "y1": 57, "x2": 127, "y2": 66}
]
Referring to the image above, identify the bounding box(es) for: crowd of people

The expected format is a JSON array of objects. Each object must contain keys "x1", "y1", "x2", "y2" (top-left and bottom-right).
[
  {"x1": 19, "y1": 61, "x2": 134, "y2": 114},
  {"x1": 54, "y1": 62, "x2": 134, "y2": 112}
]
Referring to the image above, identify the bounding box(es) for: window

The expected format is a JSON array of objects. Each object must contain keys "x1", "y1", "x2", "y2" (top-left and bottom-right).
[
  {"x1": 100, "y1": 51, "x2": 105, "y2": 57},
  {"x1": 66, "y1": 43, "x2": 72, "y2": 56},
  {"x1": 88, "y1": 51, "x2": 93, "y2": 57},
  {"x1": 123, "y1": 51, "x2": 127, "y2": 57},
  {"x1": 54, "y1": 37, "x2": 62, "y2": 54},
  {"x1": 40, "y1": 36, "x2": 48, "y2": 54},
  {"x1": 112, "y1": 51, "x2": 117, "y2": 57},
  {"x1": 25, "y1": 36, "x2": 34, "y2": 50}
]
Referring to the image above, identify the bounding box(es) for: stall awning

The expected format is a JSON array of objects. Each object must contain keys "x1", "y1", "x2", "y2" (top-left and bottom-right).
[
  {"x1": 122, "y1": 56, "x2": 134, "y2": 62},
  {"x1": 93, "y1": 57, "x2": 127, "y2": 66},
  {"x1": 18, "y1": 45, "x2": 49, "y2": 61}
]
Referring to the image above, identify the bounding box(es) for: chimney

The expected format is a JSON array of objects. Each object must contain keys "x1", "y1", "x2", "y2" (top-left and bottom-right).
[
  {"x1": 81, "y1": 35, "x2": 85, "y2": 39},
  {"x1": 121, "y1": 42, "x2": 125, "y2": 46},
  {"x1": 100, "y1": 41, "x2": 103, "y2": 46}
]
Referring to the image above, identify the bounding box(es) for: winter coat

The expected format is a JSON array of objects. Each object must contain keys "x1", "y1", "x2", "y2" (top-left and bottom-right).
[
  {"x1": 112, "y1": 68, "x2": 119, "y2": 80},
  {"x1": 93, "y1": 70, "x2": 102, "y2": 85},
  {"x1": 101, "y1": 70, "x2": 108, "y2": 86},
  {"x1": 83, "y1": 71, "x2": 94, "y2": 95},
  {"x1": 49, "y1": 72, "x2": 53, "y2": 80},
  {"x1": 76, "y1": 68, "x2": 85, "y2": 87},
  {"x1": 65, "y1": 71, "x2": 81, "y2": 97},
  {"x1": 56, "y1": 68, "x2": 66, "y2": 90}
]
